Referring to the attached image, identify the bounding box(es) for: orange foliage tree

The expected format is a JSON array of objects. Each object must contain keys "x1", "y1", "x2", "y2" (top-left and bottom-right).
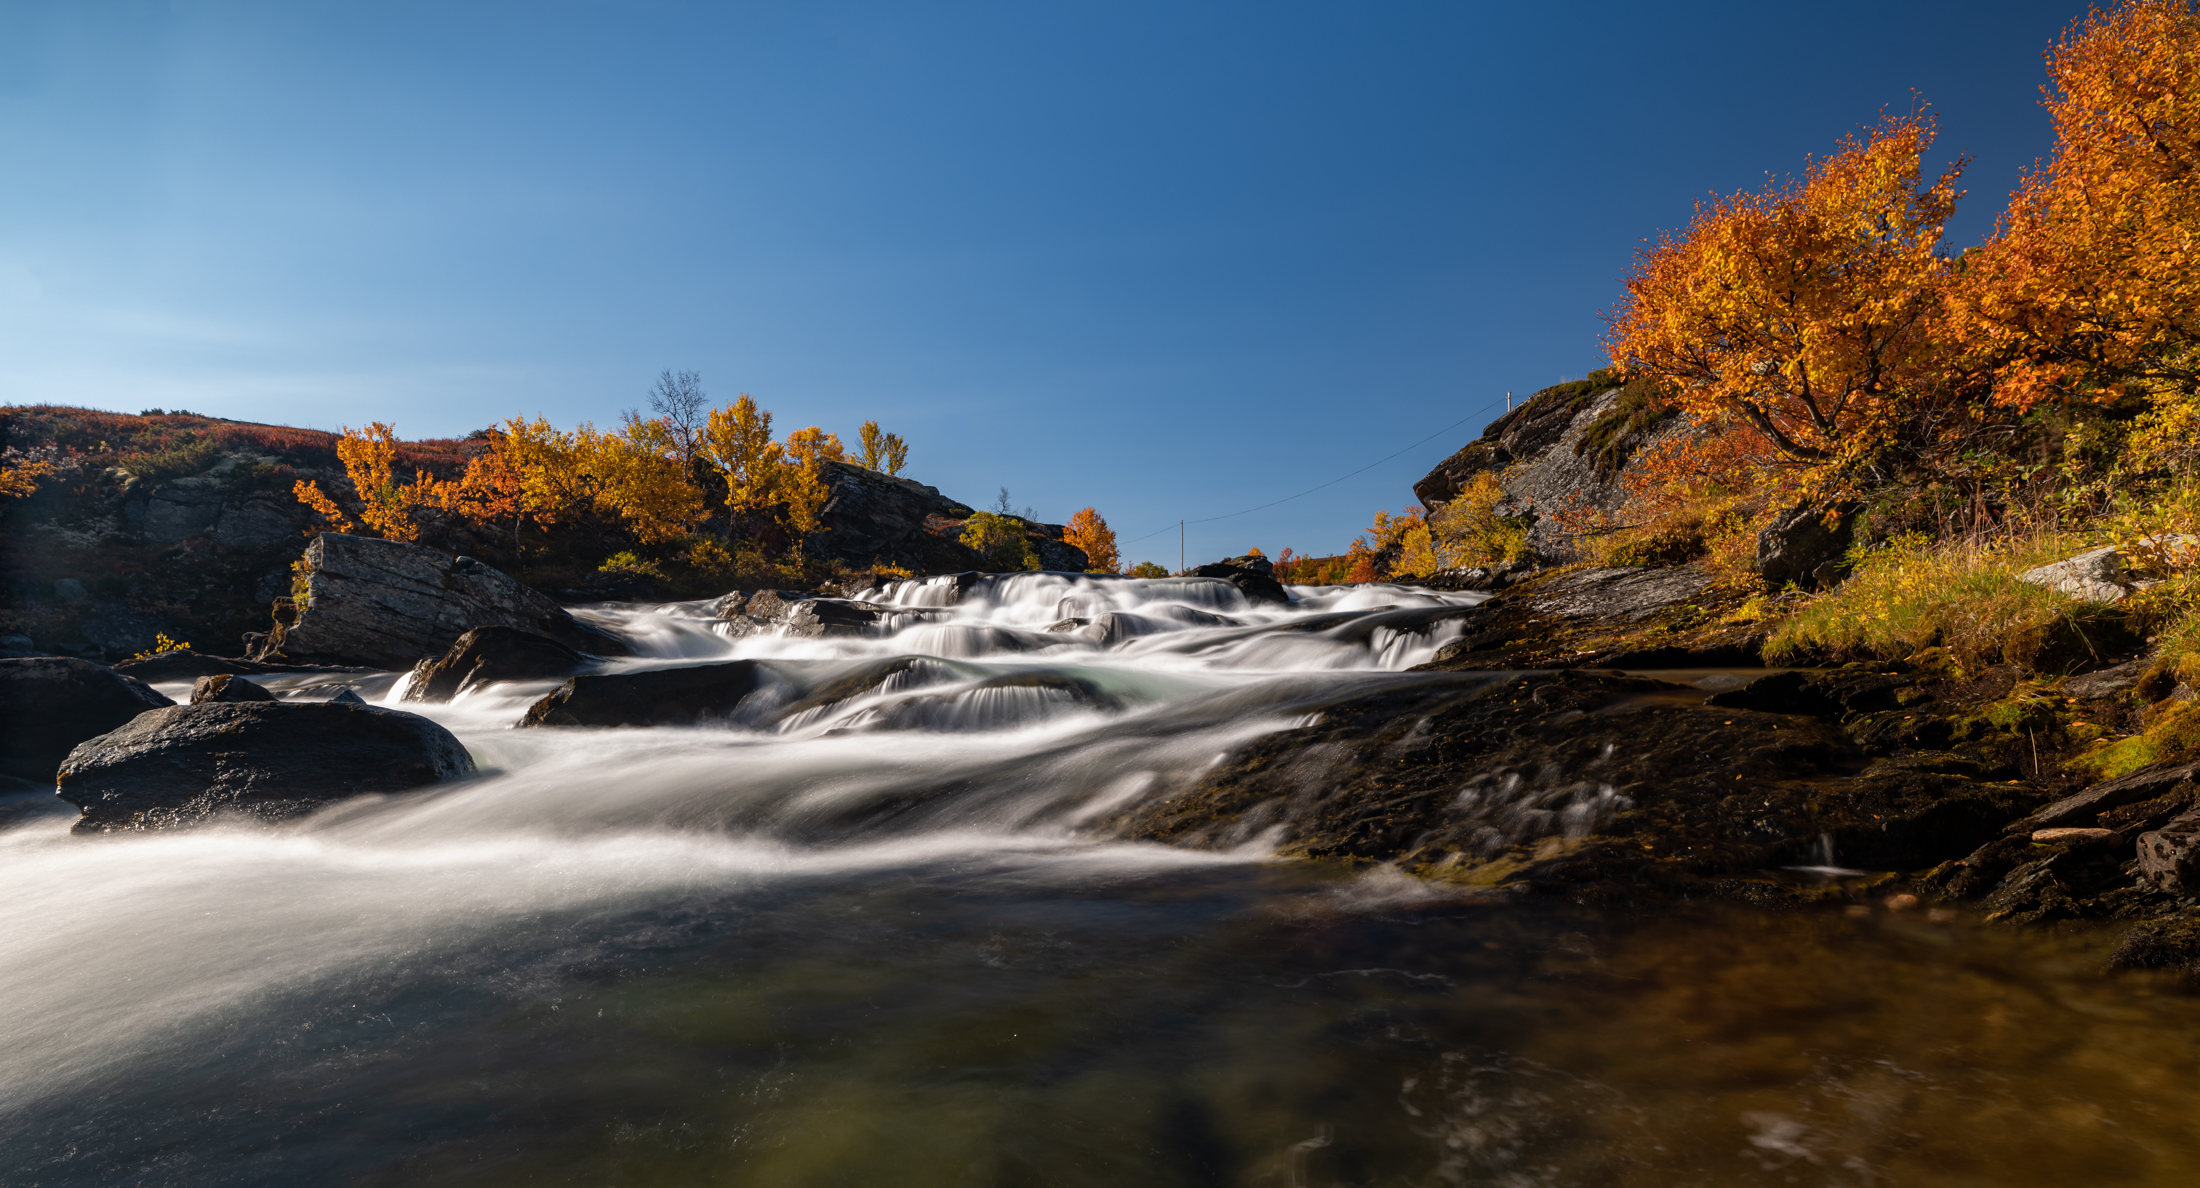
[
  {"x1": 1952, "y1": 0, "x2": 2200, "y2": 407},
  {"x1": 1063, "y1": 506, "x2": 1120, "y2": 572},
  {"x1": 1607, "y1": 113, "x2": 1968, "y2": 489}
]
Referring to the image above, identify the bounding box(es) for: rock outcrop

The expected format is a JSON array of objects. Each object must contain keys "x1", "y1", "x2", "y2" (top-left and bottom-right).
[
  {"x1": 262, "y1": 533, "x2": 630, "y2": 670},
  {"x1": 0, "y1": 657, "x2": 176, "y2": 787},
  {"x1": 1190, "y1": 555, "x2": 1288, "y2": 605},
  {"x1": 519, "y1": 661, "x2": 773, "y2": 728},
  {"x1": 1413, "y1": 376, "x2": 1689, "y2": 561},
  {"x1": 402, "y1": 626, "x2": 592, "y2": 704},
  {"x1": 805, "y1": 462, "x2": 1090, "y2": 573},
  {"x1": 56, "y1": 701, "x2": 475, "y2": 831},
  {"x1": 1756, "y1": 504, "x2": 1860, "y2": 591}
]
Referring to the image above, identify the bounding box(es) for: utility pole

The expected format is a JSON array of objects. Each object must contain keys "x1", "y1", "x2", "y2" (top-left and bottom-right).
[{"x1": 1180, "y1": 520, "x2": 1185, "y2": 575}]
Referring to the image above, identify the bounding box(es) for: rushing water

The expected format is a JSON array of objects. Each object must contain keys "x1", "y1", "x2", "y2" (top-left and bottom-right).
[{"x1": 2, "y1": 573, "x2": 2196, "y2": 1186}]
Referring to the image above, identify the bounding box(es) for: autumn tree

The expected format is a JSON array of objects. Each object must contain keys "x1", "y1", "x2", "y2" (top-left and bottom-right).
[
  {"x1": 1607, "y1": 113, "x2": 1967, "y2": 488},
  {"x1": 293, "y1": 422, "x2": 443, "y2": 542},
  {"x1": 699, "y1": 396, "x2": 784, "y2": 515},
  {"x1": 648, "y1": 369, "x2": 709, "y2": 473},
  {"x1": 435, "y1": 431, "x2": 527, "y2": 549},
  {"x1": 1063, "y1": 506, "x2": 1120, "y2": 572},
  {"x1": 780, "y1": 425, "x2": 845, "y2": 535},
  {"x1": 1952, "y1": 0, "x2": 2200, "y2": 408},
  {"x1": 858, "y1": 420, "x2": 911, "y2": 475},
  {"x1": 0, "y1": 453, "x2": 56, "y2": 499}
]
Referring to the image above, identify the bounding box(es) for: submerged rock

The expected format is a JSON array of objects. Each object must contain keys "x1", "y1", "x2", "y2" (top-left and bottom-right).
[
  {"x1": 0, "y1": 657, "x2": 175, "y2": 787},
  {"x1": 112, "y1": 650, "x2": 374, "y2": 683},
  {"x1": 188, "y1": 673, "x2": 276, "y2": 704},
  {"x1": 262, "y1": 533, "x2": 629, "y2": 670},
  {"x1": 56, "y1": 701, "x2": 475, "y2": 832},
  {"x1": 402, "y1": 626, "x2": 591, "y2": 704},
  {"x1": 519, "y1": 660, "x2": 773, "y2": 728}
]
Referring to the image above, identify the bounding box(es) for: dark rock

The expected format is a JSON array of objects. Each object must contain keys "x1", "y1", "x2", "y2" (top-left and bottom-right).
[
  {"x1": 1527, "y1": 566, "x2": 1709, "y2": 621},
  {"x1": 2137, "y1": 808, "x2": 2200, "y2": 895},
  {"x1": 1706, "y1": 669, "x2": 1913, "y2": 718},
  {"x1": 847, "y1": 671, "x2": 1119, "y2": 731},
  {"x1": 0, "y1": 657, "x2": 176, "y2": 785},
  {"x1": 1032, "y1": 537, "x2": 1091, "y2": 573},
  {"x1": 2023, "y1": 761, "x2": 2200, "y2": 830},
  {"x1": 1756, "y1": 504, "x2": 1860, "y2": 592},
  {"x1": 2108, "y1": 913, "x2": 2200, "y2": 975},
  {"x1": 56, "y1": 701, "x2": 475, "y2": 832},
  {"x1": 402, "y1": 626, "x2": 591, "y2": 704},
  {"x1": 2062, "y1": 659, "x2": 2149, "y2": 700},
  {"x1": 329, "y1": 688, "x2": 367, "y2": 706},
  {"x1": 520, "y1": 661, "x2": 773, "y2": 728},
  {"x1": 111, "y1": 650, "x2": 376, "y2": 682},
  {"x1": 1191, "y1": 557, "x2": 1288, "y2": 605},
  {"x1": 1600, "y1": 640, "x2": 1765, "y2": 669},
  {"x1": 803, "y1": 463, "x2": 1089, "y2": 573},
  {"x1": 189, "y1": 673, "x2": 276, "y2": 703},
  {"x1": 263, "y1": 533, "x2": 630, "y2": 669}
]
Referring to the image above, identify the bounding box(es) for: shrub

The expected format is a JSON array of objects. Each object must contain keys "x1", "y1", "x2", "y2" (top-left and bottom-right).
[
  {"x1": 1129, "y1": 561, "x2": 1169, "y2": 578},
  {"x1": 959, "y1": 511, "x2": 1039, "y2": 571},
  {"x1": 598, "y1": 551, "x2": 667, "y2": 580},
  {"x1": 1766, "y1": 533, "x2": 2136, "y2": 672}
]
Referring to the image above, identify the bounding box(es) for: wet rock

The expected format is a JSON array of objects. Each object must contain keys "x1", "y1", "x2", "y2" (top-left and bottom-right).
[
  {"x1": 1705, "y1": 669, "x2": 1912, "y2": 718},
  {"x1": 2108, "y1": 913, "x2": 2200, "y2": 975},
  {"x1": 265, "y1": 533, "x2": 630, "y2": 669},
  {"x1": 1756, "y1": 504, "x2": 1859, "y2": 591},
  {"x1": 188, "y1": 673, "x2": 276, "y2": 704},
  {"x1": 2137, "y1": 809, "x2": 2200, "y2": 895},
  {"x1": 1191, "y1": 556, "x2": 1288, "y2": 605},
  {"x1": 111, "y1": 650, "x2": 374, "y2": 682},
  {"x1": 2030, "y1": 827, "x2": 2116, "y2": 844},
  {"x1": 0, "y1": 657, "x2": 176, "y2": 785},
  {"x1": 519, "y1": 660, "x2": 773, "y2": 728},
  {"x1": 1527, "y1": 567, "x2": 1709, "y2": 621},
  {"x1": 847, "y1": 671, "x2": 1118, "y2": 732},
  {"x1": 402, "y1": 626, "x2": 591, "y2": 704},
  {"x1": 2022, "y1": 761, "x2": 2200, "y2": 830},
  {"x1": 1599, "y1": 640, "x2": 1765, "y2": 669},
  {"x1": 1980, "y1": 842, "x2": 2135, "y2": 924},
  {"x1": 773, "y1": 657, "x2": 948, "y2": 721},
  {"x1": 57, "y1": 701, "x2": 475, "y2": 832}
]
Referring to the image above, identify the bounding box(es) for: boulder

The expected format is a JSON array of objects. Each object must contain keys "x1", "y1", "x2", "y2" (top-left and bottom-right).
[
  {"x1": 1527, "y1": 566, "x2": 1710, "y2": 621},
  {"x1": 2137, "y1": 808, "x2": 2200, "y2": 894},
  {"x1": 1191, "y1": 556, "x2": 1288, "y2": 605},
  {"x1": 519, "y1": 661, "x2": 773, "y2": 728},
  {"x1": 402, "y1": 626, "x2": 591, "y2": 704},
  {"x1": 1756, "y1": 504, "x2": 1859, "y2": 591},
  {"x1": 2022, "y1": 761, "x2": 2200, "y2": 830},
  {"x1": 2019, "y1": 546, "x2": 2146, "y2": 603},
  {"x1": 2063, "y1": 659, "x2": 2150, "y2": 700},
  {"x1": 111, "y1": 649, "x2": 375, "y2": 682},
  {"x1": 189, "y1": 673, "x2": 276, "y2": 703},
  {"x1": 0, "y1": 657, "x2": 176, "y2": 785},
  {"x1": 56, "y1": 701, "x2": 475, "y2": 832},
  {"x1": 263, "y1": 533, "x2": 630, "y2": 670},
  {"x1": 801, "y1": 462, "x2": 1093, "y2": 573}
]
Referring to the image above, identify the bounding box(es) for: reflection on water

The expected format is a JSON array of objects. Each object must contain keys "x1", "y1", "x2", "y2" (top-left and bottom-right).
[{"x1": 2, "y1": 574, "x2": 2196, "y2": 1184}]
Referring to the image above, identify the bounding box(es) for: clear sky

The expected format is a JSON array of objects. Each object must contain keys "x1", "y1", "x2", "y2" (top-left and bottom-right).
[{"x1": 0, "y1": 0, "x2": 2094, "y2": 568}]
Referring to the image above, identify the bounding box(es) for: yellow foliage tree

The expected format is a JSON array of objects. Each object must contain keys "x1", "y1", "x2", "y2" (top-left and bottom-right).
[
  {"x1": 699, "y1": 396, "x2": 785, "y2": 515},
  {"x1": 780, "y1": 426, "x2": 844, "y2": 535},
  {"x1": 1063, "y1": 506, "x2": 1120, "y2": 572},
  {"x1": 293, "y1": 422, "x2": 441, "y2": 542},
  {"x1": 858, "y1": 419, "x2": 910, "y2": 475}
]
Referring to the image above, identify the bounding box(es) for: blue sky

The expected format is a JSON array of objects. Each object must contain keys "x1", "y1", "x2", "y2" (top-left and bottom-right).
[{"x1": 1, "y1": 1, "x2": 2091, "y2": 567}]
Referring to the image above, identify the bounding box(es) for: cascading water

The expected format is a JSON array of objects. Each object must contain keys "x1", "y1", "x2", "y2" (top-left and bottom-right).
[{"x1": 4, "y1": 573, "x2": 2197, "y2": 1186}]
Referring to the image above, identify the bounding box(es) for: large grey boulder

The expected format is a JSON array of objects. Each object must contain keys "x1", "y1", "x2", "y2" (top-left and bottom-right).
[
  {"x1": 1526, "y1": 566, "x2": 1710, "y2": 621},
  {"x1": 2014, "y1": 537, "x2": 2199, "y2": 603},
  {"x1": 56, "y1": 701, "x2": 475, "y2": 832},
  {"x1": 0, "y1": 657, "x2": 175, "y2": 786},
  {"x1": 262, "y1": 533, "x2": 630, "y2": 670}
]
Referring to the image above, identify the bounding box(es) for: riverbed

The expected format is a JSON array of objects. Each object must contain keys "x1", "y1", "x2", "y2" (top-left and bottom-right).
[{"x1": 3, "y1": 573, "x2": 2195, "y2": 1185}]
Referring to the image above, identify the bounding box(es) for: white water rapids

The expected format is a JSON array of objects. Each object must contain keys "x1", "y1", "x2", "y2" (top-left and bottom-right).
[{"x1": 0, "y1": 574, "x2": 1482, "y2": 1121}]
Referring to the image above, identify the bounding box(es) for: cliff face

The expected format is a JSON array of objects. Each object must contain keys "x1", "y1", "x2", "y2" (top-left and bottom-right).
[
  {"x1": 1413, "y1": 374, "x2": 1687, "y2": 561},
  {"x1": 1, "y1": 409, "x2": 1089, "y2": 661}
]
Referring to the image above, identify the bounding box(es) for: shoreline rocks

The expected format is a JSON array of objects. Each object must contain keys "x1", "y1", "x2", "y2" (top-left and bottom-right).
[
  {"x1": 520, "y1": 661, "x2": 773, "y2": 728},
  {"x1": 57, "y1": 701, "x2": 475, "y2": 831},
  {"x1": 1, "y1": 657, "x2": 176, "y2": 788},
  {"x1": 259, "y1": 533, "x2": 630, "y2": 670}
]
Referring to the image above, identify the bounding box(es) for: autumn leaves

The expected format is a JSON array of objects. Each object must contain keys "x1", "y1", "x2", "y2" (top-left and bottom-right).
[
  {"x1": 1607, "y1": 0, "x2": 2200, "y2": 504},
  {"x1": 294, "y1": 398, "x2": 915, "y2": 557}
]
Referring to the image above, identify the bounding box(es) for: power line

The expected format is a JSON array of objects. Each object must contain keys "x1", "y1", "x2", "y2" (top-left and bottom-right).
[{"x1": 1118, "y1": 399, "x2": 1503, "y2": 547}]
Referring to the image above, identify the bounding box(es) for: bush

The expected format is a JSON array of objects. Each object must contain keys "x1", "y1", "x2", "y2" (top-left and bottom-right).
[
  {"x1": 1766, "y1": 533, "x2": 2137, "y2": 672},
  {"x1": 1129, "y1": 561, "x2": 1169, "y2": 578},
  {"x1": 959, "y1": 512, "x2": 1038, "y2": 571}
]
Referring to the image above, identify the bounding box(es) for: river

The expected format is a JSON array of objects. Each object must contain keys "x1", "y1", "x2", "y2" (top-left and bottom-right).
[{"x1": 2, "y1": 572, "x2": 2196, "y2": 1185}]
